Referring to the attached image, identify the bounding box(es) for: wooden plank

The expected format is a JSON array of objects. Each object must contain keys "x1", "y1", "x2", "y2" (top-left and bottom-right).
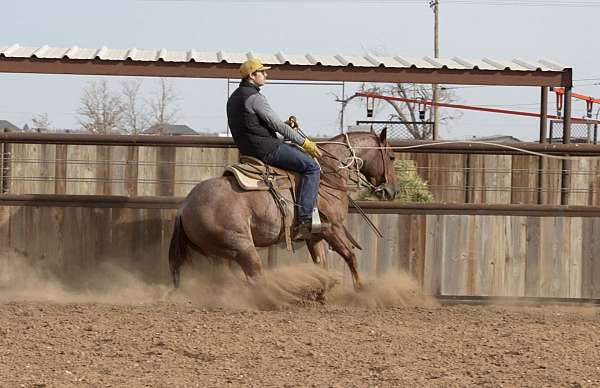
[
  {"x1": 569, "y1": 158, "x2": 590, "y2": 206},
  {"x1": 1, "y1": 143, "x2": 12, "y2": 194},
  {"x1": 539, "y1": 217, "x2": 572, "y2": 297},
  {"x1": 590, "y1": 159, "x2": 600, "y2": 206},
  {"x1": 359, "y1": 213, "x2": 378, "y2": 278},
  {"x1": 159, "y1": 209, "x2": 177, "y2": 283},
  {"x1": 95, "y1": 145, "x2": 112, "y2": 195},
  {"x1": 490, "y1": 216, "x2": 507, "y2": 295},
  {"x1": 174, "y1": 147, "x2": 196, "y2": 197},
  {"x1": 38, "y1": 143, "x2": 56, "y2": 194},
  {"x1": 581, "y1": 218, "x2": 600, "y2": 298},
  {"x1": 466, "y1": 154, "x2": 485, "y2": 204},
  {"x1": 465, "y1": 213, "x2": 480, "y2": 295},
  {"x1": 538, "y1": 217, "x2": 557, "y2": 296},
  {"x1": 8, "y1": 144, "x2": 25, "y2": 194},
  {"x1": 110, "y1": 207, "x2": 136, "y2": 262},
  {"x1": 0, "y1": 205, "x2": 9, "y2": 251},
  {"x1": 568, "y1": 217, "x2": 583, "y2": 298},
  {"x1": 109, "y1": 146, "x2": 129, "y2": 196},
  {"x1": 91, "y1": 207, "x2": 111, "y2": 264},
  {"x1": 423, "y1": 214, "x2": 444, "y2": 295},
  {"x1": 475, "y1": 216, "x2": 504, "y2": 295},
  {"x1": 484, "y1": 156, "x2": 512, "y2": 204},
  {"x1": 395, "y1": 215, "x2": 411, "y2": 273},
  {"x1": 375, "y1": 214, "x2": 395, "y2": 276},
  {"x1": 441, "y1": 215, "x2": 469, "y2": 295},
  {"x1": 525, "y1": 217, "x2": 542, "y2": 296},
  {"x1": 157, "y1": 147, "x2": 176, "y2": 196},
  {"x1": 503, "y1": 216, "x2": 527, "y2": 296},
  {"x1": 125, "y1": 146, "x2": 139, "y2": 196},
  {"x1": 66, "y1": 145, "x2": 95, "y2": 194},
  {"x1": 137, "y1": 146, "x2": 157, "y2": 196},
  {"x1": 407, "y1": 214, "x2": 426, "y2": 285},
  {"x1": 59, "y1": 207, "x2": 86, "y2": 280},
  {"x1": 511, "y1": 155, "x2": 538, "y2": 205},
  {"x1": 54, "y1": 144, "x2": 67, "y2": 194},
  {"x1": 543, "y1": 158, "x2": 562, "y2": 205}
]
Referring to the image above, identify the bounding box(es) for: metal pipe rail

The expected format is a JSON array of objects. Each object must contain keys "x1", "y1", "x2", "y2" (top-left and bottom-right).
[
  {"x1": 0, "y1": 132, "x2": 238, "y2": 147},
  {"x1": 3, "y1": 194, "x2": 600, "y2": 217},
  {"x1": 437, "y1": 295, "x2": 600, "y2": 307},
  {"x1": 3, "y1": 132, "x2": 600, "y2": 156}
]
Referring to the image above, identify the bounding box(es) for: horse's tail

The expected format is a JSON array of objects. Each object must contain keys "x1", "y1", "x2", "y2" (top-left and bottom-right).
[{"x1": 168, "y1": 213, "x2": 188, "y2": 288}]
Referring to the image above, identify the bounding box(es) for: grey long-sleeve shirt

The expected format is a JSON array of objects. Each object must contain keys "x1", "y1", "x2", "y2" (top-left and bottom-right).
[{"x1": 244, "y1": 93, "x2": 305, "y2": 146}]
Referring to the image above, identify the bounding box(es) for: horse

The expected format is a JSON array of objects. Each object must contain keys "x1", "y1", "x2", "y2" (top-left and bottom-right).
[{"x1": 168, "y1": 129, "x2": 397, "y2": 290}]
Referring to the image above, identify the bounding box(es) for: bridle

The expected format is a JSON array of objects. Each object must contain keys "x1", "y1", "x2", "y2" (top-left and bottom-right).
[{"x1": 318, "y1": 132, "x2": 392, "y2": 196}]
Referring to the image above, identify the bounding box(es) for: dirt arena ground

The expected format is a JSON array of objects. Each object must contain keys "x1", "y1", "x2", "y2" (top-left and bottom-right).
[{"x1": 1, "y1": 258, "x2": 599, "y2": 387}]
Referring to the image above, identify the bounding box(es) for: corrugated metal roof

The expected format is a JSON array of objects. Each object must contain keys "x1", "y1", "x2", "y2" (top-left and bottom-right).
[{"x1": 0, "y1": 44, "x2": 570, "y2": 72}]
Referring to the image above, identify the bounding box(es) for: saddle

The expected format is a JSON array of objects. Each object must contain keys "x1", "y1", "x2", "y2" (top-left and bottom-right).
[
  {"x1": 224, "y1": 155, "x2": 296, "y2": 192},
  {"x1": 224, "y1": 155, "x2": 297, "y2": 250}
]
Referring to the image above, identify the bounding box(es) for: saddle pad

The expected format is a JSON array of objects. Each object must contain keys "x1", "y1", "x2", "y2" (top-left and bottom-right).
[{"x1": 224, "y1": 165, "x2": 293, "y2": 191}]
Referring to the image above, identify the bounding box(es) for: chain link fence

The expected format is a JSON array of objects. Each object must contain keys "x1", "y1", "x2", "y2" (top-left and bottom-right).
[
  {"x1": 352, "y1": 121, "x2": 434, "y2": 139},
  {"x1": 548, "y1": 119, "x2": 599, "y2": 144}
]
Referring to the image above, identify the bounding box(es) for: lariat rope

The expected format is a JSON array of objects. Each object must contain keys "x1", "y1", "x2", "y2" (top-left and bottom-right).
[{"x1": 316, "y1": 139, "x2": 600, "y2": 161}]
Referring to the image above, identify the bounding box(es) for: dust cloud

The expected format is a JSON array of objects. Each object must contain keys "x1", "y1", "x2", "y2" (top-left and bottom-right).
[
  {"x1": 173, "y1": 262, "x2": 340, "y2": 310},
  {"x1": 0, "y1": 250, "x2": 434, "y2": 310},
  {"x1": 329, "y1": 271, "x2": 437, "y2": 308},
  {"x1": 0, "y1": 251, "x2": 170, "y2": 304}
]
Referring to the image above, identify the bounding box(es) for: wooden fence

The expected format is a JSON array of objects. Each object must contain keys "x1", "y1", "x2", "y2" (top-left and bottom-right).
[
  {"x1": 2, "y1": 203, "x2": 600, "y2": 297},
  {"x1": 2, "y1": 142, "x2": 600, "y2": 297},
  {"x1": 5, "y1": 142, "x2": 600, "y2": 206}
]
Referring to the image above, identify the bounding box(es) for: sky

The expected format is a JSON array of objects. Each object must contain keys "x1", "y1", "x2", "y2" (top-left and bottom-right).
[{"x1": 2, "y1": 0, "x2": 599, "y2": 140}]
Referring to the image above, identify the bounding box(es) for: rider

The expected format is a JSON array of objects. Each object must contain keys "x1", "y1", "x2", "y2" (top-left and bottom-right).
[{"x1": 226, "y1": 57, "x2": 322, "y2": 238}]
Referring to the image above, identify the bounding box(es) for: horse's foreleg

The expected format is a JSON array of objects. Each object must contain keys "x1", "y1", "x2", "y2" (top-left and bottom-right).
[
  {"x1": 306, "y1": 239, "x2": 328, "y2": 269},
  {"x1": 323, "y1": 224, "x2": 363, "y2": 290}
]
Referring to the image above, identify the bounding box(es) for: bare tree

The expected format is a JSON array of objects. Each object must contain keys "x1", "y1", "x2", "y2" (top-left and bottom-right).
[
  {"x1": 147, "y1": 78, "x2": 179, "y2": 126},
  {"x1": 357, "y1": 83, "x2": 461, "y2": 139},
  {"x1": 31, "y1": 113, "x2": 52, "y2": 132},
  {"x1": 78, "y1": 80, "x2": 124, "y2": 134},
  {"x1": 120, "y1": 79, "x2": 150, "y2": 134}
]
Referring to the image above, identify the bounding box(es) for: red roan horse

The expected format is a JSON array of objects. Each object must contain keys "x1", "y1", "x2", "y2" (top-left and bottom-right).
[{"x1": 168, "y1": 129, "x2": 397, "y2": 290}]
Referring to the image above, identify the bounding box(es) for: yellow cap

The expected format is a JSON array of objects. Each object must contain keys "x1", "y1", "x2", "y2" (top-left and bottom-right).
[{"x1": 239, "y1": 58, "x2": 271, "y2": 78}]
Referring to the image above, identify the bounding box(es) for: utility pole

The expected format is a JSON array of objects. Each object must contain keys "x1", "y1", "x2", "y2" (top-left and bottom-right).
[{"x1": 430, "y1": 0, "x2": 439, "y2": 140}]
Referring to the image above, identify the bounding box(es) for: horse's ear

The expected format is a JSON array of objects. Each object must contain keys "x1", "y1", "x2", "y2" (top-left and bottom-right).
[{"x1": 379, "y1": 127, "x2": 388, "y2": 142}]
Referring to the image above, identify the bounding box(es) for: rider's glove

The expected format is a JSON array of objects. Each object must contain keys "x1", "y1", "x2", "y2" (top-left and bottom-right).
[{"x1": 302, "y1": 138, "x2": 321, "y2": 158}]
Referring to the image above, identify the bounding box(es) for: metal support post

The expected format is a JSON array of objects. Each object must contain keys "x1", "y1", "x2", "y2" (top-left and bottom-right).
[
  {"x1": 538, "y1": 86, "x2": 548, "y2": 204},
  {"x1": 561, "y1": 86, "x2": 572, "y2": 205}
]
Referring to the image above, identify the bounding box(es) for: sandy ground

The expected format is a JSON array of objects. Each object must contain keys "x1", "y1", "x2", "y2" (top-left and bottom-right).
[{"x1": 1, "y1": 257, "x2": 599, "y2": 387}]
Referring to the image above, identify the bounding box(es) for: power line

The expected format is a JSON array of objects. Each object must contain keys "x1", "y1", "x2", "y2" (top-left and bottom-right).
[{"x1": 142, "y1": 0, "x2": 600, "y2": 6}]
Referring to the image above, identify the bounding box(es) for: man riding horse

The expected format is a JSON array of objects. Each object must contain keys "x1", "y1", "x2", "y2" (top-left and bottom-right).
[{"x1": 226, "y1": 57, "x2": 323, "y2": 239}]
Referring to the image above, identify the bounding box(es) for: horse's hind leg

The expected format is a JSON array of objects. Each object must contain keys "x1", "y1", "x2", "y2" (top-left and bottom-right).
[
  {"x1": 232, "y1": 245, "x2": 265, "y2": 285},
  {"x1": 323, "y1": 224, "x2": 363, "y2": 290}
]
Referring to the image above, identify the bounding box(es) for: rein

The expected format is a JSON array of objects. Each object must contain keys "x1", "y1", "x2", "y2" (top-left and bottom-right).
[{"x1": 316, "y1": 133, "x2": 387, "y2": 238}]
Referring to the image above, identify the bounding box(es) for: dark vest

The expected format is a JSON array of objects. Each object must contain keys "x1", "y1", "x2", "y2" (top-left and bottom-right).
[{"x1": 226, "y1": 82, "x2": 282, "y2": 160}]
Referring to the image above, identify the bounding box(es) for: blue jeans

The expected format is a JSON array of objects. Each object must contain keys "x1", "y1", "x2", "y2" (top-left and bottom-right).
[{"x1": 263, "y1": 143, "x2": 320, "y2": 222}]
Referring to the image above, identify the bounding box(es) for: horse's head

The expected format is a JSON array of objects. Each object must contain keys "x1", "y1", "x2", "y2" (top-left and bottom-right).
[{"x1": 359, "y1": 128, "x2": 397, "y2": 201}]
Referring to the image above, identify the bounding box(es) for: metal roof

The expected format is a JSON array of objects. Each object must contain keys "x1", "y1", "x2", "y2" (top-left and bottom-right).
[
  {"x1": 143, "y1": 124, "x2": 198, "y2": 136},
  {"x1": 0, "y1": 44, "x2": 569, "y2": 71},
  {"x1": 0, "y1": 44, "x2": 572, "y2": 87},
  {"x1": 0, "y1": 119, "x2": 21, "y2": 131}
]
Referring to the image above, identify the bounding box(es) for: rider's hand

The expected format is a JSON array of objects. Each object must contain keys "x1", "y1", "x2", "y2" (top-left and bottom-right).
[{"x1": 302, "y1": 138, "x2": 321, "y2": 158}]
